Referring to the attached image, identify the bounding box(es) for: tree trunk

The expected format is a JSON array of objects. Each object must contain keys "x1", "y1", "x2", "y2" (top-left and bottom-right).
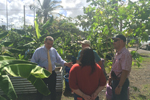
[{"x1": 43, "y1": 12, "x2": 48, "y2": 23}]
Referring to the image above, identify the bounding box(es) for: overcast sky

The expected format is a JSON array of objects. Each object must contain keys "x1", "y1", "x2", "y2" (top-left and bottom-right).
[
  {"x1": 0, "y1": 0, "x2": 138, "y2": 29},
  {"x1": 0, "y1": 0, "x2": 89, "y2": 29}
]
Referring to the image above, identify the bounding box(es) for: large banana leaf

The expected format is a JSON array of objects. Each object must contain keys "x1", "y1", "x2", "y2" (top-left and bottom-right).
[
  {"x1": 1, "y1": 61, "x2": 50, "y2": 79},
  {"x1": 27, "y1": 75, "x2": 51, "y2": 95},
  {"x1": 0, "y1": 56, "x2": 14, "y2": 60},
  {"x1": 0, "y1": 75, "x2": 17, "y2": 100},
  {"x1": 0, "y1": 55, "x2": 51, "y2": 99},
  {"x1": 42, "y1": 16, "x2": 53, "y2": 29},
  {"x1": 8, "y1": 48, "x2": 23, "y2": 54},
  {"x1": 2, "y1": 42, "x2": 13, "y2": 47},
  {"x1": 0, "y1": 96, "x2": 6, "y2": 100},
  {"x1": 35, "y1": 20, "x2": 41, "y2": 39}
]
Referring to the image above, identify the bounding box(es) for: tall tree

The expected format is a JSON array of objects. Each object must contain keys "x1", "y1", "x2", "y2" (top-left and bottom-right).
[
  {"x1": 76, "y1": 0, "x2": 150, "y2": 67},
  {"x1": 30, "y1": 0, "x2": 62, "y2": 23}
]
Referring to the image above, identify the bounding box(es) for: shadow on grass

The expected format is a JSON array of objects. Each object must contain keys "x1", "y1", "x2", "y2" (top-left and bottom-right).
[
  {"x1": 56, "y1": 92, "x2": 62, "y2": 100},
  {"x1": 139, "y1": 54, "x2": 150, "y2": 57},
  {"x1": 3, "y1": 92, "x2": 63, "y2": 100},
  {"x1": 138, "y1": 94, "x2": 146, "y2": 99}
]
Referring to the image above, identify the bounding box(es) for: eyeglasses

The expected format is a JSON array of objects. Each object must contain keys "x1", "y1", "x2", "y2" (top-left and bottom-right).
[
  {"x1": 46, "y1": 42, "x2": 53, "y2": 46},
  {"x1": 114, "y1": 39, "x2": 120, "y2": 42}
]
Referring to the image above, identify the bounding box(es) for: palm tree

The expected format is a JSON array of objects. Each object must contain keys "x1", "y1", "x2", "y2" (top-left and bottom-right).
[{"x1": 30, "y1": 0, "x2": 62, "y2": 23}]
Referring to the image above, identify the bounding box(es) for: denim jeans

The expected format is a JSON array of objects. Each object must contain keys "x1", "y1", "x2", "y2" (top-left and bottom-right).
[
  {"x1": 112, "y1": 78, "x2": 129, "y2": 100},
  {"x1": 74, "y1": 93, "x2": 99, "y2": 100}
]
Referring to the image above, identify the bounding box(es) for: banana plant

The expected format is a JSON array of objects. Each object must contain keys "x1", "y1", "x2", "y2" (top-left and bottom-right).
[{"x1": 0, "y1": 55, "x2": 51, "y2": 100}]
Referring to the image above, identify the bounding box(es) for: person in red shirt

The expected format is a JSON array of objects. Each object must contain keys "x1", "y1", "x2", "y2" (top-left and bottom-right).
[{"x1": 69, "y1": 48, "x2": 106, "y2": 100}]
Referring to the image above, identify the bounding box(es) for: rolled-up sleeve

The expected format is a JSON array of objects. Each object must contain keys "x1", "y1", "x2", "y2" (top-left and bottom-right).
[
  {"x1": 120, "y1": 53, "x2": 132, "y2": 71},
  {"x1": 69, "y1": 65, "x2": 79, "y2": 89}
]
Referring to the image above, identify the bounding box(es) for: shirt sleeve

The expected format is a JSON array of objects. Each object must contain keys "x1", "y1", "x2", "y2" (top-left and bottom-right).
[
  {"x1": 31, "y1": 50, "x2": 39, "y2": 64},
  {"x1": 69, "y1": 64, "x2": 79, "y2": 89},
  {"x1": 120, "y1": 53, "x2": 132, "y2": 71},
  {"x1": 55, "y1": 49, "x2": 66, "y2": 66},
  {"x1": 93, "y1": 50, "x2": 101, "y2": 62},
  {"x1": 77, "y1": 50, "x2": 81, "y2": 60}
]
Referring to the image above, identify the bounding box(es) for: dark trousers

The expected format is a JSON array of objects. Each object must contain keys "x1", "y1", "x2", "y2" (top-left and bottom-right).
[
  {"x1": 74, "y1": 93, "x2": 99, "y2": 100},
  {"x1": 112, "y1": 78, "x2": 129, "y2": 100},
  {"x1": 35, "y1": 71, "x2": 57, "y2": 100}
]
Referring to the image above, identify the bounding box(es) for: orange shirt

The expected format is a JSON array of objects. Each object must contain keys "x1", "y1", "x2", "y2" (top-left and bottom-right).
[{"x1": 69, "y1": 64, "x2": 106, "y2": 95}]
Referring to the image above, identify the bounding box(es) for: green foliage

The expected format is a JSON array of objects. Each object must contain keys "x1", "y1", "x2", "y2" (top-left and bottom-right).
[
  {"x1": 1, "y1": 0, "x2": 148, "y2": 84},
  {"x1": 0, "y1": 96, "x2": 6, "y2": 100},
  {"x1": 76, "y1": 0, "x2": 150, "y2": 69},
  {"x1": 131, "y1": 50, "x2": 144, "y2": 67},
  {"x1": 35, "y1": 20, "x2": 41, "y2": 39},
  {"x1": 0, "y1": 75, "x2": 17, "y2": 99},
  {"x1": 30, "y1": 0, "x2": 62, "y2": 23},
  {"x1": 0, "y1": 32, "x2": 9, "y2": 40},
  {"x1": 0, "y1": 55, "x2": 51, "y2": 99},
  {"x1": 130, "y1": 86, "x2": 140, "y2": 92}
]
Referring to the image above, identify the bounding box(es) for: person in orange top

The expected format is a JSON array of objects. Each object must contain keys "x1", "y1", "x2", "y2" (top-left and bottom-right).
[{"x1": 69, "y1": 48, "x2": 106, "y2": 100}]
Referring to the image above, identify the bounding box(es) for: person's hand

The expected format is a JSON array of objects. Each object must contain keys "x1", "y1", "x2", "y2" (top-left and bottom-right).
[
  {"x1": 64, "y1": 62, "x2": 73, "y2": 68},
  {"x1": 82, "y1": 94, "x2": 91, "y2": 100},
  {"x1": 115, "y1": 86, "x2": 122, "y2": 95},
  {"x1": 91, "y1": 92, "x2": 98, "y2": 100}
]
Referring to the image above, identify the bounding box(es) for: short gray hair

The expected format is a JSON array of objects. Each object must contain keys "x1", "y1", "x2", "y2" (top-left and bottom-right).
[{"x1": 45, "y1": 36, "x2": 54, "y2": 42}]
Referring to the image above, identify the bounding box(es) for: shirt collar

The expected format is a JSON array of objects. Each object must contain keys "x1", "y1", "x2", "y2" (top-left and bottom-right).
[
  {"x1": 117, "y1": 47, "x2": 126, "y2": 54},
  {"x1": 44, "y1": 45, "x2": 52, "y2": 51},
  {"x1": 44, "y1": 45, "x2": 48, "y2": 51}
]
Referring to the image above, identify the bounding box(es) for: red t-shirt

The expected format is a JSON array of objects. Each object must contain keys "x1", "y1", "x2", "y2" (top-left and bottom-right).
[{"x1": 69, "y1": 63, "x2": 106, "y2": 95}]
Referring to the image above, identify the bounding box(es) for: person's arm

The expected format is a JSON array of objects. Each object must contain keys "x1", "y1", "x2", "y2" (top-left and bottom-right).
[
  {"x1": 118, "y1": 70, "x2": 129, "y2": 87},
  {"x1": 71, "y1": 89, "x2": 91, "y2": 100},
  {"x1": 31, "y1": 50, "x2": 39, "y2": 64},
  {"x1": 76, "y1": 59, "x2": 79, "y2": 64},
  {"x1": 69, "y1": 64, "x2": 91, "y2": 99},
  {"x1": 55, "y1": 49, "x2": 71, "y2": 67},
  {"x1": 91, "y1": 66, "x2": 106, "y2": 100},
  {"x1": 76, "y1": 50, "x2": 81, "y2": 64},
  {"x1": 64, "y1": 62, "x2": 73, "y2": 68},
  {"x1": 97, "y1": 60, "x2": 103, "y2": 68},
  {"x1": 91, "y1": 86, "x2": 105, "y2": 100},
  {"x1": 115, "y1": 70, "x2": 129, "y2": 94},
  {"x1": 54, "y1": 49, "x2": 73, "y2": 67},
  {"x1": 115, "y1": 53, "x2": 132, "y2": 94},
  {"x1": 93, "y1": 50, "x2": 102, "y2": 67}
]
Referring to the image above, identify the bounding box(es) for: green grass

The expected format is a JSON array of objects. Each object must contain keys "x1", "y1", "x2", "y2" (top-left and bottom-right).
[{"x1": 129, "y1": 55, "x2": 150, "y2": 100}]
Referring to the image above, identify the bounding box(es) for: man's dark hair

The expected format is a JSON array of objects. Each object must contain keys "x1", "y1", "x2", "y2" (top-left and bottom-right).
[{"x1": 79, "y1": 48, "x2": 96, "y2": 74}]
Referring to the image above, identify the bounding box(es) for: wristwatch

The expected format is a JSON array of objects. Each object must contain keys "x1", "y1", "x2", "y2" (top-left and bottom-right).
[{"x1": 117, "y1": 85, "x2": 122, "y2": 89}]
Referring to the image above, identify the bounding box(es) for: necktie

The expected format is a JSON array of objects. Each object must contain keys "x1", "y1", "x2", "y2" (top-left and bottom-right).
[{"x1": 47, "y1": 50, "x2": 52, "y2": 73}]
